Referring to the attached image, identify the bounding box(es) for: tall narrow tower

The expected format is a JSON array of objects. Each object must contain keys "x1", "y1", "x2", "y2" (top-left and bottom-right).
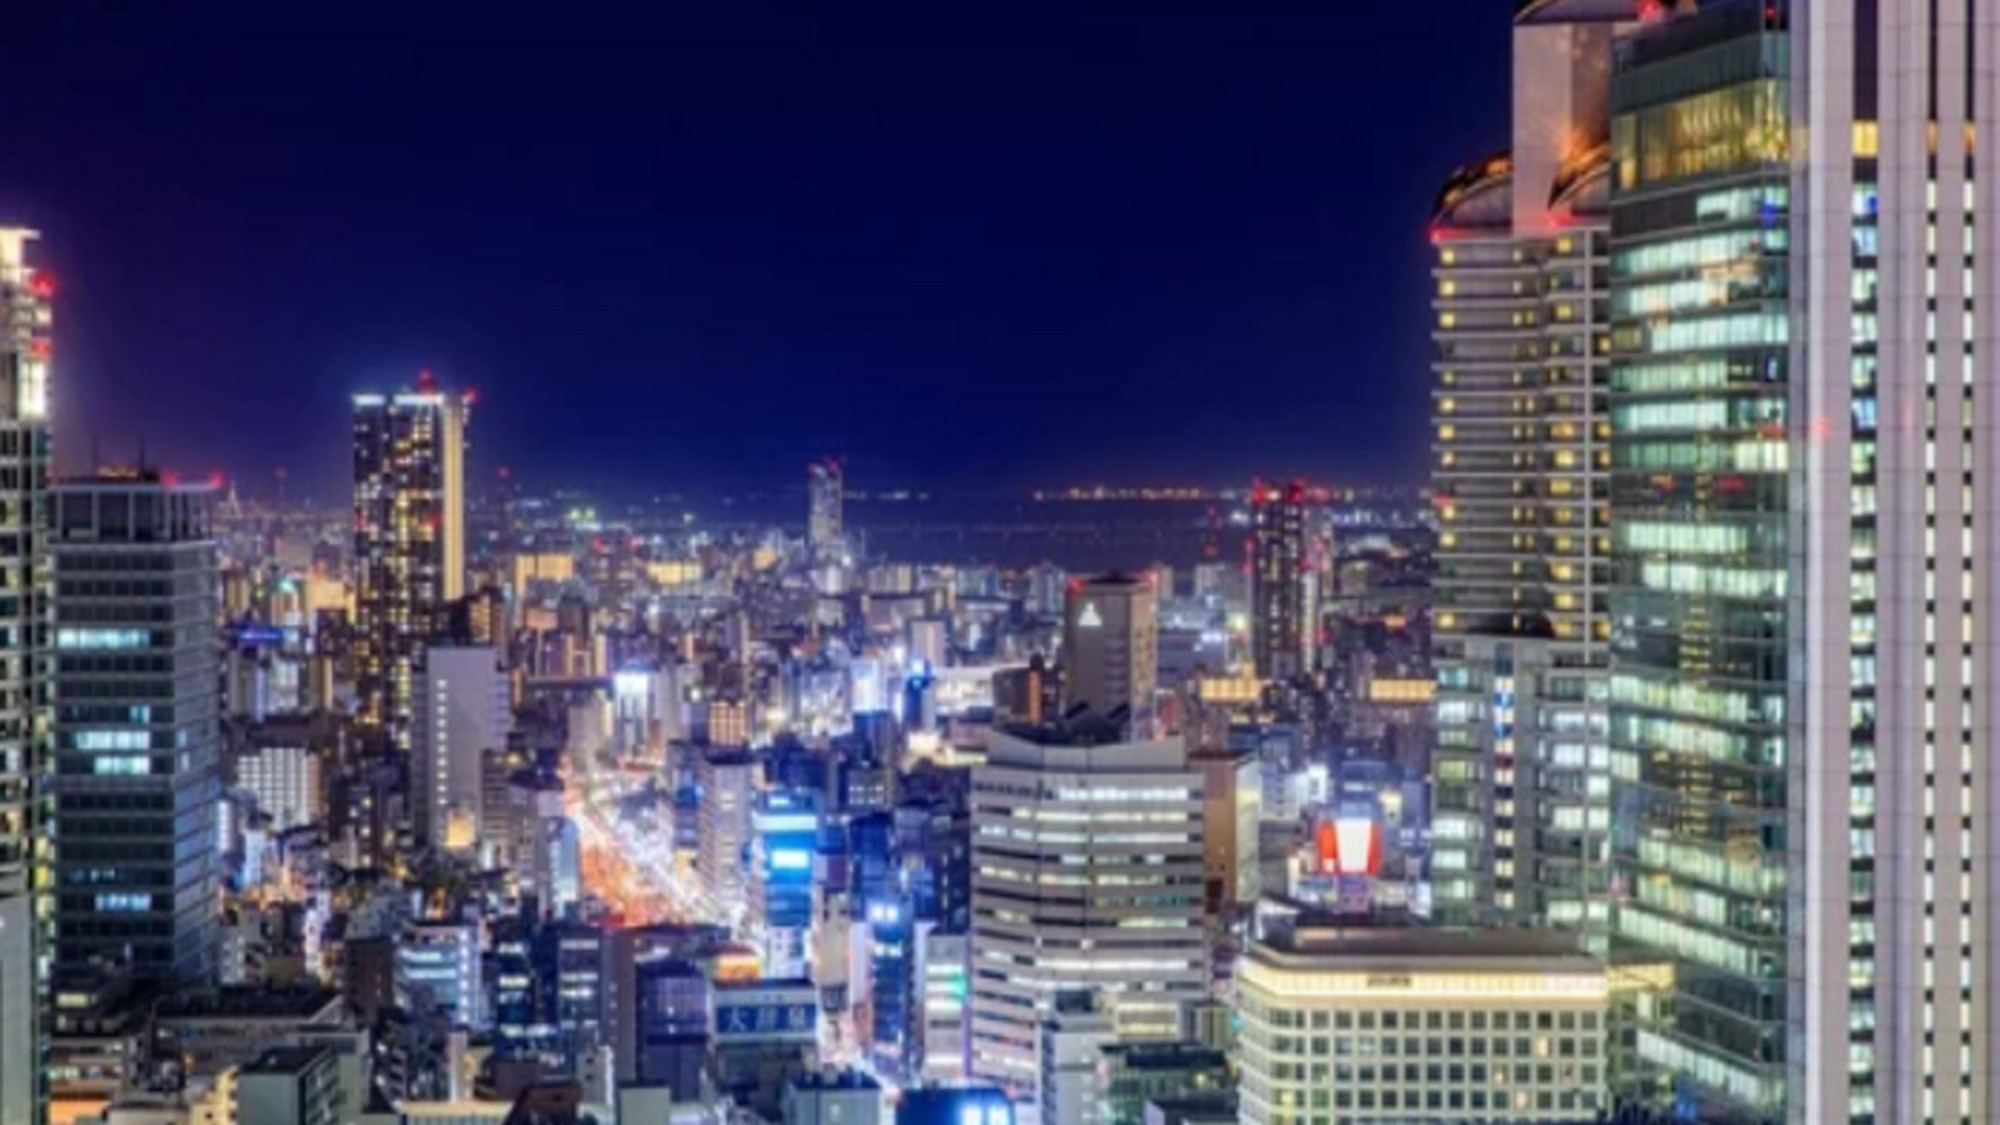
[
  {"x1": 1428, "y1": 0, "x2": 1623, "y2": 944},
  {"x1": 1249, "y1": 479, "x2": 1306, "y2": 681},
  {"x1": 352, "y1": 375, "x2": 468, "y2": 752},
  {"x1": 0, "y1": 228, "x2": 53, "y2": 1125},
  {"x1": 808, "y1": 458, "x2": 843, "y2": 557}
]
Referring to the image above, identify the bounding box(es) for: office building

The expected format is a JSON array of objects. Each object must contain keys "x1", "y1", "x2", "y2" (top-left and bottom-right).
[
  {"x1": 1040, "y1": 991, "x2": 1114, "y2": 1125},
  {"x1": 1235, "y1": 926, "x2": 1607, "y2": 1124},
  {"x1": 749, "y1": 792, "x2": 819, "y2": 977},
  {"x1": 968, "y1": 725, "x2": 1207, "y2": 1099},
  {"x1": 917, "y1": 925, "x2": 970, "y2": 1085},
  {"x1": 231, "y1": 737, "x2": 325, "y2": 834},
  {"x1": 1598, "y1": 0, "x2": 1944, "y2": 1119},
  {"x1": 1248, "y1": 479, "x2": 1307, "y2": 681},
  {"x1": 51, "y1": 471, "x2": 221, "y2": 982},
  {"x1": 783, "y1": 1070, "x2": 881, "y2": 1125},
  {"x1": 1189, "y1": 748, "x2": 1259, "y2": 909},
  {"x1": 1428, "y1": 0, "x2": 1618, "y2": 944},
  {"x1": 352, "y1": 377, "x2": 469, "y2": 750},
  {"x1": 1060, "y1": 572, "x2": 1157, "y2": 727},
  {"x1": 236, "y1": 1045, "x2": 343, "y2": 1125},
  {"x1": 0, "y1": 229, "x2": 51, "y2": 1125},
  {"x1": 808, "y1": 458, "x2": 843, "y2": 557},
  {"x1": 411, "y1": 645, "x2": 509, "y2": 852},
  {"x1": 697, "y1": 748, "x2": 756, "y2": 917},
  {"x1": 398, "y1": 920, "x2": 485, "y2": 1030}
]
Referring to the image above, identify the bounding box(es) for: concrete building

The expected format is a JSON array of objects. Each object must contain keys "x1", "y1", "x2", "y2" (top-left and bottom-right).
[
  {"x1": 236, "y1": 1045, "x2": 343, "y2": 1125},
  {"x1": 352, "y1": 377, "x2": 469, "y2": 750},
  {"x1": 968, "y1": 725, "x2": 1207, "y2": 1100},
  {"x1": 1039, "y1": 991, "x2": 1114, "y2": 1125},
  {"x1": 1428, "y1": 0, "x2": 1619, "y2": 947},
  {"x1": 696, "y1": 748, "x2": 756, "y2": 916},
  {"x1": 411, "y1": 646, "x2": 509, "y2": 852},
  {"x1": 398, "y1": 921, "x2": 485, "y2": 1030},
  {"x1": 782, "y1": 1069, "x2": 882, "y2": 1125},
  {"x1": 1060, "y1": 573, "x2": 1158, "y2": 729},
  {"x1": 1235, "y1": 926, "x2": 1607, "y2": 1124},
  {"x1": 1189, "y1": 747, "x2": 1259, "y2": 909},
  {"x1": 232, "y1": 739, "x2": 325, "y2": 834},
  {"x1": 51, "y1": 471, "x2": 221, "y2": 982}
]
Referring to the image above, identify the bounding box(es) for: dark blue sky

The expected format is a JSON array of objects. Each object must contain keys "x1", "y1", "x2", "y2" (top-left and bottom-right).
[{"x1": 5, "y1": 1, "x2": 1507, "y2": 501}]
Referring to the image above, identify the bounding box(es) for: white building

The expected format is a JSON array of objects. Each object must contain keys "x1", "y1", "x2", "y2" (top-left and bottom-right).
[
  {"x1": 235, "y1": 743, "x2": 324, "y2": 833},
  {"x1": 1235, "y1": 926, "x2": 1607, "y2": 1125},
  {"x1": 412, "y1": 646, "x2": 509, "y2": 853},
  {"x1": 968, "y1": 726, "x2": 1207, "y2": 1100},
  {"x1": 697, "y1": 749, "x2": 756, "y2": 917},
  {"x1": 399, "y1": 921, "x2": 486, "y2": 1030}
]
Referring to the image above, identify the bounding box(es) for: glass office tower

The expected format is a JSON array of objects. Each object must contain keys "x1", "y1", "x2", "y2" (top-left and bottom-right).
[{"x1": 1605, "y1": 0, "x2": 1791, "y2": 1116}]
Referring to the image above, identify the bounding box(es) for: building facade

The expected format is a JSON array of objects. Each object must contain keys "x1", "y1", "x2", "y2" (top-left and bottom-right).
[
  {"x1": 1061, "y1": 573, "x2": 1158, "y2": 728},
  {"x1": 50, "y1": 472, "x2": 221, "y2": 983},
  {"x1": 410, "y1": 645, "x2": 509, "y2": 853},
  {"x1": 808, "y1": 458, "x2": 843, "y2": 557},
  {"x1": 1429, "y1": 0, "x2": 1619, "y2": 947},
  {"x1": 968, "y1": 726, "x2": 1207, "y2": 1101},
  {"x1": 0, "y1": 228, "x2": 52, "y2": 1125},
  {"x1": 1249, "y1": 480, "x2": 1307, "y2": 681},
  {"x1": 1235, "y1": 926, "x2": 1609, "y2": 1125},
  {"x1": 352, "y1": 380, "x2": 468, "y2": 751}
]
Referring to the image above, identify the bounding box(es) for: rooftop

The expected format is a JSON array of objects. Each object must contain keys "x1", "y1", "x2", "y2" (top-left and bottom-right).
[
  {"x1": 242, "y1": 1045, "x2": 333, "y2": 1075},
  {"x1": 154, "y1": 986, "x2": 341, "y2": 1022},
  {"x1": 789, "y1": 1069, "x2": 882, "y2": 1092}
]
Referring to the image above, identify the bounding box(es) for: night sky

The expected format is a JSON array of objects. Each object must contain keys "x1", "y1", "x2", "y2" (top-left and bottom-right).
[{"x1": 3, "y1": 2, "x2": 1506, "y2": 501}]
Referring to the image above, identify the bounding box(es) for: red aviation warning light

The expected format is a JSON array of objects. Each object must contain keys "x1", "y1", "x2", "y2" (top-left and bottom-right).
[{"x1": 28, "y1": 271, "x2": 54, "y2": 299}]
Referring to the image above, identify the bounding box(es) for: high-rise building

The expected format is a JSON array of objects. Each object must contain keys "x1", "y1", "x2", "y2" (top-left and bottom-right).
[
  {"x1": 51, "y1": 472, "x2": 221, "y2": 983},
  {"x1": 0, "y1": 229, "x2": 52, "y2": 1125},
  {"x1": 1060, "y1": 573, "x2": 1157, "y2": 727},
  {"x1": 808, "y1": 458, "x2": 843, "y2": 556},
  {"x1": 1428, "y1": 0, "x2": 1619, "y2": 944},
  {"x1": 1596, "y1": 0, "x2": 1786, "y2": 1118},
  {"x1": 697, "y1": 749, "x2": 756, "y2": 918},
  {"x1": 1249, "y1": 480, "x2": 1307, "y2": 681},
  {"x1": 968, "y1": 725, "x2": 1207, "y2": 1100},
  {"x1": 352, "y1": 377, "x2": 469, "y2": 751},
  {"x1": 410, "y1": 645, "x2": 509, "y2": 853}
]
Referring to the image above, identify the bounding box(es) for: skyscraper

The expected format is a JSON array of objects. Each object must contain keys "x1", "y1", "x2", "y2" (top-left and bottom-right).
[
  {"x1": 51, "y1": 471, "x2": 221, "y2": 981},
  {"x1": 411, "y1": 645, "x2": 510, "y2": 853},
  {"x1": 1249, "y1": 479, "x2": 1307, "y2": 680},
  {"x1": 967, "y1": 725, "x2": 1206, "y2": 1101},
  {"x1": 352, "y1": 377, "x2": 468, "y2": 751},
  {"x1": 0, "y1": 228, "x2": 52, "y2": 1125},
  {"x1": 808, "y1": 458, "x2": 843, "y2": 556},
  {"x1": 1604, "y1": 3, "x2": 1789, "y2": 1117},
  {"x1": 1429, "y1": 0, "x2": 1619, "y2": 944},
  {"x1": 1060, "y1": 572, "x2": 1157, "y2": 728},
  {"x1": 1597, "y1": 0, "x2": 2000, "y2": 1116}
]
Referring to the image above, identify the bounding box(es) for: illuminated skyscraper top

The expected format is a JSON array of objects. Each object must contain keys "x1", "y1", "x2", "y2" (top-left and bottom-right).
[
  {"x1": 352, "y1": 374, "x2": 468, "y2": 751},
  {"x1": 807, "y1": 457, "x2": 843, "y2": 556}
]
